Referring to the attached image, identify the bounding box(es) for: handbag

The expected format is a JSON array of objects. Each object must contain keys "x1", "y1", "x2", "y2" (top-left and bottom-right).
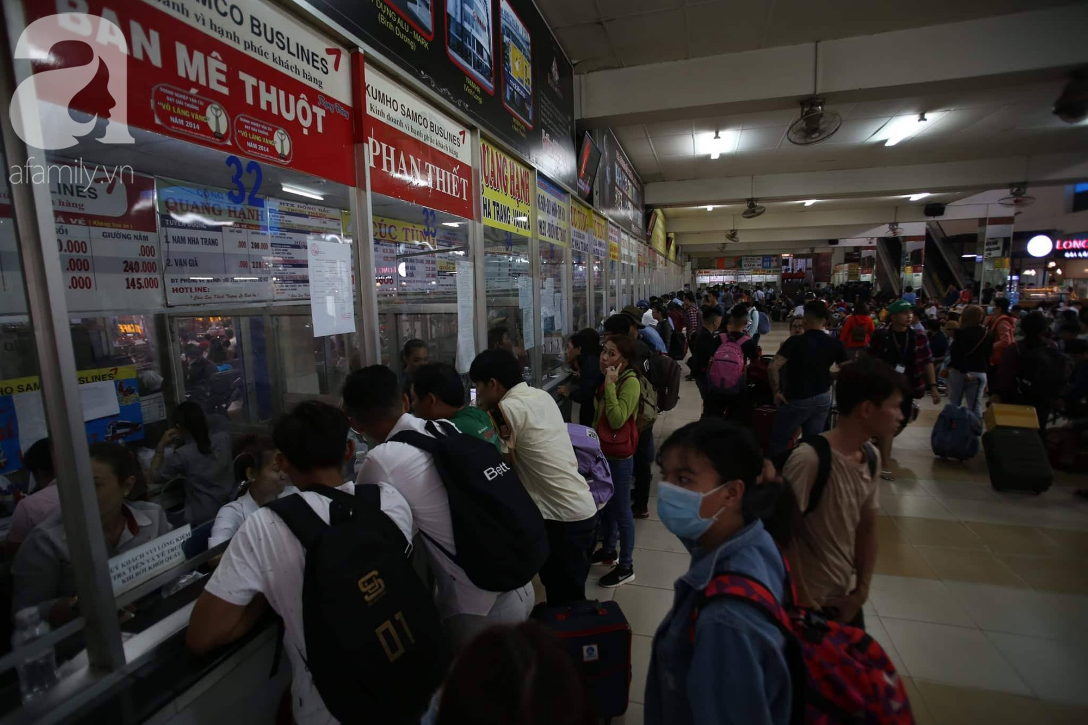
[{"x1": 596, "y1": 375, "x2": 640, "y2": 459}]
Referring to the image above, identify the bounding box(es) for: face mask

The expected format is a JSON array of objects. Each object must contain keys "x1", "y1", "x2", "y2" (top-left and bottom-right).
[{"x1": 657, "y1": 481, "x2": 727, "y2": 540}]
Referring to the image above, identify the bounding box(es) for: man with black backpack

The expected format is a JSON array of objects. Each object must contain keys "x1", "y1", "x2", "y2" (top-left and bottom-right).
[
  {"x1": 470, "y1": 349, "x2": 597, "y2": 606},
  {"x1": 188, "y1": 401, "x2": 445, "y2": 725},
  {"x1": 344, "y1": 366, "x2": 538, "y2": 652},
  {"x1": 992, "y1": 311, "x2": 1070, "y2": 433},
  {"x1": 780, "y1": 359, "x2": 904, "y2": 629}
]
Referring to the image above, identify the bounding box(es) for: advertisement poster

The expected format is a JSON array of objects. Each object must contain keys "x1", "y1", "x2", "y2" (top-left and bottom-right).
[
  {"x1": 0, "y1": 366, "x2": 144, "y2": 474},
  {"x1": 591, "y1": 211, "x2": 608, "y2": 260},
  {"x1": 481, "y1": 140, "x2": 531, "y2": 235},
  {"x1": 536, "y1": 175, "x2": 569, "y2": 247},
  {"x1": 309, "y1": 0, "x2": 576, "y2": 187},
  {"x1": 361, "y1": 64, "x2": 473, "y2": 220},
  {"x1": 158, "y1": 179, "x2": 343, "y2": 305},
  {"x1": 570, "y1": 199, "x2": 591, "y2": 255},
  {"x1": 21, "y1": 0, "x2": 355, "y2": 185},
  {"x1": 608, "y1": 224, "x2": 621, "y2": 263},
  {"x1": 0, "y1": 166, "x2": 161, "y2": 314},
  {"x1": 595, "y1": 130, "x2": 645, "y2": 237}
]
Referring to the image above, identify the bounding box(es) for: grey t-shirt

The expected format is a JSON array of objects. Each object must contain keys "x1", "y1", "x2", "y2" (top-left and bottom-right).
[
  {"x1": 12, "y1": 501, "x2": 172, "y2": 615},
  {"x1": 158, "y1": 431, "x2": 234, "y2": 525}
]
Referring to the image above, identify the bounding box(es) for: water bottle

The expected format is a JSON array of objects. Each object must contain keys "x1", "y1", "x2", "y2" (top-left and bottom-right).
[{"x1": 11, "y1": 607, "x2": 59, "y2": 704}]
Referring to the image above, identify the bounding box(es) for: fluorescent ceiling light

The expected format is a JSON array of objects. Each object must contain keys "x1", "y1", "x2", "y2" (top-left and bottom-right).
[
  {"x1": 802, "y1": 200, "x2": 817, "y2": 206},
  {"x1": 442, "y1": 222, "x2": 462, "y2": 228},
  {"x1": 281, "y1": 184, "x2": 324, "y2": 201},
  {"x1": 961, "y1": 254, "x2": 977, "y2": 258},
  {"x1": 908, "y1": 193, "x2": 930, "y2": 201},
  {"x1": 697, "y1": 130, "x2": 738, "y2": 158},
  {"x1": 706, "y1": 205, "x2": 714, "y2": 212},
  {"x1": 880, "y1": 112, "x2": 944, "y2": 147}
]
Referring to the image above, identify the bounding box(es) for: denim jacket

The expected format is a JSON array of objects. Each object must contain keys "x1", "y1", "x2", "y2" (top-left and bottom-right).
[{"x1": 644, "y1": 520, "x2": 792, "y2": 725}]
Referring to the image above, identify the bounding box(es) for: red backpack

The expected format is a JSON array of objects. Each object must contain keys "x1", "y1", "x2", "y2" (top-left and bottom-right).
[{"x1": 694, "y1": 561, "x2": 912, "y2": 725}]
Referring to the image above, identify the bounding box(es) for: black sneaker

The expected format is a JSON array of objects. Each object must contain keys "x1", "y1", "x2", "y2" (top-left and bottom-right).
[
  {"x1": 599, "y1": 565, "x2": 635, "y2": 588},
  {"x1": 632, "y1": 507, "x2": 650, "y2": 519},
  {"x1": 591, "y1": 548, "x2": 616, "y2": 566}
]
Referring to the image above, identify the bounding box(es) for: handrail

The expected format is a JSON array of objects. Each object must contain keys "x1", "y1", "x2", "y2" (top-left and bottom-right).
[
  {"x1": 926, "y1": 221, "x2": 966, "y2": 290},
  {"x1": 875, "y1": 241, "x2": 900, "y2": 296}
]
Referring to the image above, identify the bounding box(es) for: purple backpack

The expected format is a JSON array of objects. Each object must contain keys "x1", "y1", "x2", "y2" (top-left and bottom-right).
[{"x1": 567, "y1": 423, "x2": 614, "y2": 509}]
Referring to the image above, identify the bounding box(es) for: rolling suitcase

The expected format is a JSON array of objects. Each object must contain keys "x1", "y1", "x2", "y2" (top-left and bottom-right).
[
  {"x1": 982, "y1": 427, "x2": 1053, "y2": 493},
  {"x1": 931, "y1": 404, "x2": 982, "y2": 461},
  {"x1": 752, "y1": 405, "x2": 776, "y2": 454},
  {"x1": 532, "y1": 600, "x2": 631, "y2": 721}
]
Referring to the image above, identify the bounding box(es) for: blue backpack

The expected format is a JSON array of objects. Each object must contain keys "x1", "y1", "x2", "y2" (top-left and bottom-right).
[
  {"x1": 931, "y1": 404, "x2": 982, "y2": 461},
  {"x1": 567, "y1": 423, "x2": 614, "y2": 509},
  {"x1": 758, "y1": 311, "x2": 772, "y2": 335}
]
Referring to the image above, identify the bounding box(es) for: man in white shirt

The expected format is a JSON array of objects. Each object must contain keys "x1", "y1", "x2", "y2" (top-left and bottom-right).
[
  {"x1": 188, "y1": 402, "x2": 414, "y2": 725},
  {"x1": 470, "y1": 349, "x2": 598, "y2": 606},
  {"x1": 754, "y1": 287, "x2": 765, "y2": 304},
  {"x1": 342, "y1": 365, "x2": 533, "y2": 651}
]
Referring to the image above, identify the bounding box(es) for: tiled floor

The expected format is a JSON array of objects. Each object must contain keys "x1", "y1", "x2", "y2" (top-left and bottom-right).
[{"x1": 605, "y1": 323, "x2": 1088, "y2": 724}]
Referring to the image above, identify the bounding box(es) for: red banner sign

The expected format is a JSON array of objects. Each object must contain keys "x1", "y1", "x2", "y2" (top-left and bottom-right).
[
  {"x1": 21, "y1": 0, "x2": 354, "y2": 185},
  {"x1": 359, "y1": 58, "x2": 473, "y2": 220}
]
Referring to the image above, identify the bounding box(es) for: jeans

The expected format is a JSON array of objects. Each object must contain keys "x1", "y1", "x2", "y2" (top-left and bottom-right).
[
  {"x1": 632, "y1": 426, "x2": 655, "y2": 512},
  {"x1": 444, "y1": 583, "x2": 535, "y2": 652},
  {"x1": 947, "y1": 369, "x2": 986, "y2": 416},
  {"x1": 770, "y1": 391, "x2": 833, "y2": 454},
  {"x1": 538, "y1": 515, "x2": 598, "y2": 607},
  {"x1": 600, "y1": 456, "x2": 635, "y2": 568}
]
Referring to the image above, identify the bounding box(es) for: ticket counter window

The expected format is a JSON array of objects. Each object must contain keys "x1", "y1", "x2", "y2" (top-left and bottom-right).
[
  {"x1": 484, "y1": 227, "x2": 532, "y2": 383},
  {"x1": 371, "y1": 193, "x2": 474, "y2": 377},
  {"x1": 572, "y1": 249, "x2": 588, "y2": 332},
  {"x1": 593, "y1": 255, "x2": 606, "y2": 328},
  {"x1": 539, "y1": 242, "x2": 567, "y2": 387}
]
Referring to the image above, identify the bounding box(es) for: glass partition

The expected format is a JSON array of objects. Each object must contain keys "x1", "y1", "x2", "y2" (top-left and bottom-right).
[{"x1": 535, "y1": 176, "x2": 571, "y2": 386}]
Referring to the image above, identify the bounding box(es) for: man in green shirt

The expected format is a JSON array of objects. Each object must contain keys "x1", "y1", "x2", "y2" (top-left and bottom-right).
[{"x1": 411, "y1": 362, "x2": 503, "y2": 452}]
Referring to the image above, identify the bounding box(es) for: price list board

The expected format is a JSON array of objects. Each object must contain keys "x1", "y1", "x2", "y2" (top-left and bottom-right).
[
  {"x1": 157, "y1": 179, "x2": 344, "y2": 305},
  {"x1": 1, "y1": 168, "x2": 162, "y2": 314}
]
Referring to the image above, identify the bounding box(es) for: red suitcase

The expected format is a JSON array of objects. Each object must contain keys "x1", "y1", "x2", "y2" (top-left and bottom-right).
[{"x1": 753, "y1": 405, "x2": 776, "y2": 454}]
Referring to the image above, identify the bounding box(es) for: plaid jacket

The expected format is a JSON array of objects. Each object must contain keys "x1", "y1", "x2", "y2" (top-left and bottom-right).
[{"x1": 869, "y1": 326, "x2": 934, "y2": 398}]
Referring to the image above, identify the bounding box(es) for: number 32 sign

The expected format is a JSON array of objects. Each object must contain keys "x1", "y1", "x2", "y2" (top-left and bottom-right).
[{"x1": 225, "y1": 155, "x2": 264, "y2": 207}]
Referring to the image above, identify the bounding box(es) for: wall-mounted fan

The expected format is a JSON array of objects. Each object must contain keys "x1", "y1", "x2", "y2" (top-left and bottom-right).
[
  {"x1": 726, "y1": 229, "x2": 740, "y2": 243},
  {"x1": 886, "y1": 222, "x2": 902, "y2": 236},
  {"x1": 787, "y1": 97, "x2": 842, "y2": 145},
  {"x1": 999, "y1": 183, "x2": 1036, "y2": 209},
  {"x1": 742, "y1": 199, "x2": 765, "y2": 219}
]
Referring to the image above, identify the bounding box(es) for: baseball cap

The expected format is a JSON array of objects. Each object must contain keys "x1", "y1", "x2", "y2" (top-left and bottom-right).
[
  {"x1": 636, "y1": 299, "x2": 650, "y2": 310},
  {"x1": 886, "y1": 300, "x2": 913, "y2": 314},
  {"x1": 620, "y1": 305, "x2": 647, "y2": 328}
]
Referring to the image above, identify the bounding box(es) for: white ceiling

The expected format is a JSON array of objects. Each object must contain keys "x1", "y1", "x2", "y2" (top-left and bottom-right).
[
  {"x1": 613, "y1": 80, "x2": 1088, "y2": 183},
  {"x1": 537, "y1": 0, "x2": 1085, "y2": 74},
  {"x1": 665, "y1": 192, "x2": 972, "y2": 219}
]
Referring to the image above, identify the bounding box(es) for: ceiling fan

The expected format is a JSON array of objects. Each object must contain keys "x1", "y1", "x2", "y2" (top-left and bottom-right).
[
  {"x1": 886, "y1": 222, "x2": 902, "y2": 236},
  {"x1": 742, "y1": 198, "x2": 765, "y2": 219},
  {"x1": 999, "y1": 183, "x2": 1036, "y2": 210},
  {"x1": 787, "y1": 96, "x2": 842, "y2": 146}
]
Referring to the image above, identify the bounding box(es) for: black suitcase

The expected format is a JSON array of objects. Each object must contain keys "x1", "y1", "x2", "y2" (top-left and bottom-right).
[
  {"x1": 532, "y1": 600, "x2": 631, "y2": 720},
  {"x1": 982, "y1": 428, "x2": 1053, "y2": 493}
]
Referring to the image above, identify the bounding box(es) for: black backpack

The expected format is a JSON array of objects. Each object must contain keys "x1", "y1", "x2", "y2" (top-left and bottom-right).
[
  {"x1": 391, "y1": 420, "x2": 548, "y2": 592},
  {"x1": 771, "y1": 435, "x2": 877, "y2": 514},
  {"x1": 266, "y1": 486, "x2": 448, "y2": 725},
  {"x1": 1014, "y1": 343, "x2": 1071, "y2": 407}
]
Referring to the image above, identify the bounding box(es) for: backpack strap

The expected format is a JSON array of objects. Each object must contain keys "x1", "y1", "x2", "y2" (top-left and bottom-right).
[
  {"x1": 796, "y1": 435, "x2": 833, "y2": 515},
  {"x1": 390, "y1": 429, "x2": 440, "y2": 453},
  {"x1": 861, "y1": 442, "x2": 878, "y2": 480},
  {"x1": 266, "y1": 493, "x2": 328, "y2": 550}
]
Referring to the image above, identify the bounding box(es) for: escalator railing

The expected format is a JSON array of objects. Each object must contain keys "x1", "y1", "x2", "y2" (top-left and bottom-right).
[
  {"x1": 924, "y1": 222, "x2": 966, "y2": 299},
  {"x1": 875, "y1": 237, "x2": 901, "y2": 297}
]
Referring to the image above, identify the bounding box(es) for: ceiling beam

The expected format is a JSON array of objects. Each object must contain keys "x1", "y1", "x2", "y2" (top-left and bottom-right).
[
  {"x1": 646, "y1": 153, "x2": 1088, "y2": 207},
  {"x1": 577, "y1": 5, "x2": 1088, "y2": 126},
  {"x1": 682, "y1": 238, "x2": 880, "y2": 257},
  {"x1": 668, "y1": 204, "x2": 1000, "y2": 233}
]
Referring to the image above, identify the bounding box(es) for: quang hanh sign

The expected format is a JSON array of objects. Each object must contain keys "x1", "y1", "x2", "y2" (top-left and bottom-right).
[{"x1": 481, "y1": 140, "x2": 531, "y2": 235}]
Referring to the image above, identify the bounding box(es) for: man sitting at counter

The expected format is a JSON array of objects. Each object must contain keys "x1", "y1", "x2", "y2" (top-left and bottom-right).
[{"x1": 12, "y1": 443, "x2": 171, "y2": 626}]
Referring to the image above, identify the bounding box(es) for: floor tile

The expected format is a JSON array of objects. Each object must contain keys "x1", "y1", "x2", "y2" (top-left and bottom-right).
[
  {"x1": 584, "y1": 576, "x2": 618, "y2": 603},
  {"x1": 868, "y1": 576, "x2": 976, "y2": 627},
  {"x1": 874, "y1": 541, "x2": 939, "y2": 579},
  {"x1": 1040, "y1": 527, "x2": 1088, "y2": 556},
  {"x1": 615, "y1": 702, "x2": 643, "y2": 725},
  {"x1": 879, "y1": 478, "x2": 931, "y2": 498},
  {"x1": 900, "y1": 676, "x2": 935, "y2": 725},
  {"x1": 612, "y1": 585, "x2": 674, "y2": 637},
  {"x1": 943, "y1": 581, "x2": 1088, "y2": 642},
  {"x1": 936, "y1": 497, "x2": 1035, "y2": 527},
  {"x1": 997, "y1": 555, "x2": 1088, "y2": 595},
  {"x1": 893, "y1": 518, "x2": 986, "y2": 549},
  {"x1": 875, "y1": 516, "x2": 910, "y2": 546},
  {"x1": 632, "y1": 519, "x2": 688, "y2": 554},
  {"x1": 644, "y1": 496, "x2": 660, "y2": 521},
  {"x1": 881, "y1": 495, "x2": 957, "y2": 520},
  {"x1": 881, "y1": 618, "x2": 1032, "y2": 695},
  {"x1": 913, "y1": 679, "x2": 1059, "y2": 725},
  {"x1": 918, "y1": 479, "x2": 998, "y2": 501},
  {"x1": 865, "y1": 614, "x2": 909, "y2": 676},
  {"x1": 916, "y1": 547, "x2": 1029, "y2": 588},
  {"x1": 963, "y1": 522, "x2": 1066, "y2": 556},
  {"x1": 629, "y1": 634, "x2": 653, "y2": 704},
  {"x1": 629, "y1": 548, "x2": 690, "y2": 590},
  {"x1": 989, "y1": 631, "x2": 1088, "y2": 706}
]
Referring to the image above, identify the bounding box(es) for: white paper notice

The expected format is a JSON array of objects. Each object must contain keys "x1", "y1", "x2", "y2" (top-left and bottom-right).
[
  {"x1": 455, "y1": 261, "x2": 476, "y2": 373},
  {"x1": 109, "y1": 525, "x2": 192, "y2": 596},
  {"x1": 307, "y1": 241, "x2": 356, "y2": 337},
  {"x1": 12, "y1": 392, "x2": 47, "y2": 453},
  {"x1": 80, "y1": 381, "x2": 120, "y2": 422},
  {"x1": 517, "y1": 276, "x2": 535, "y2": 350},
  {"x1": 140, "y1": 392, "x2": 167, "y2": 424}
]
